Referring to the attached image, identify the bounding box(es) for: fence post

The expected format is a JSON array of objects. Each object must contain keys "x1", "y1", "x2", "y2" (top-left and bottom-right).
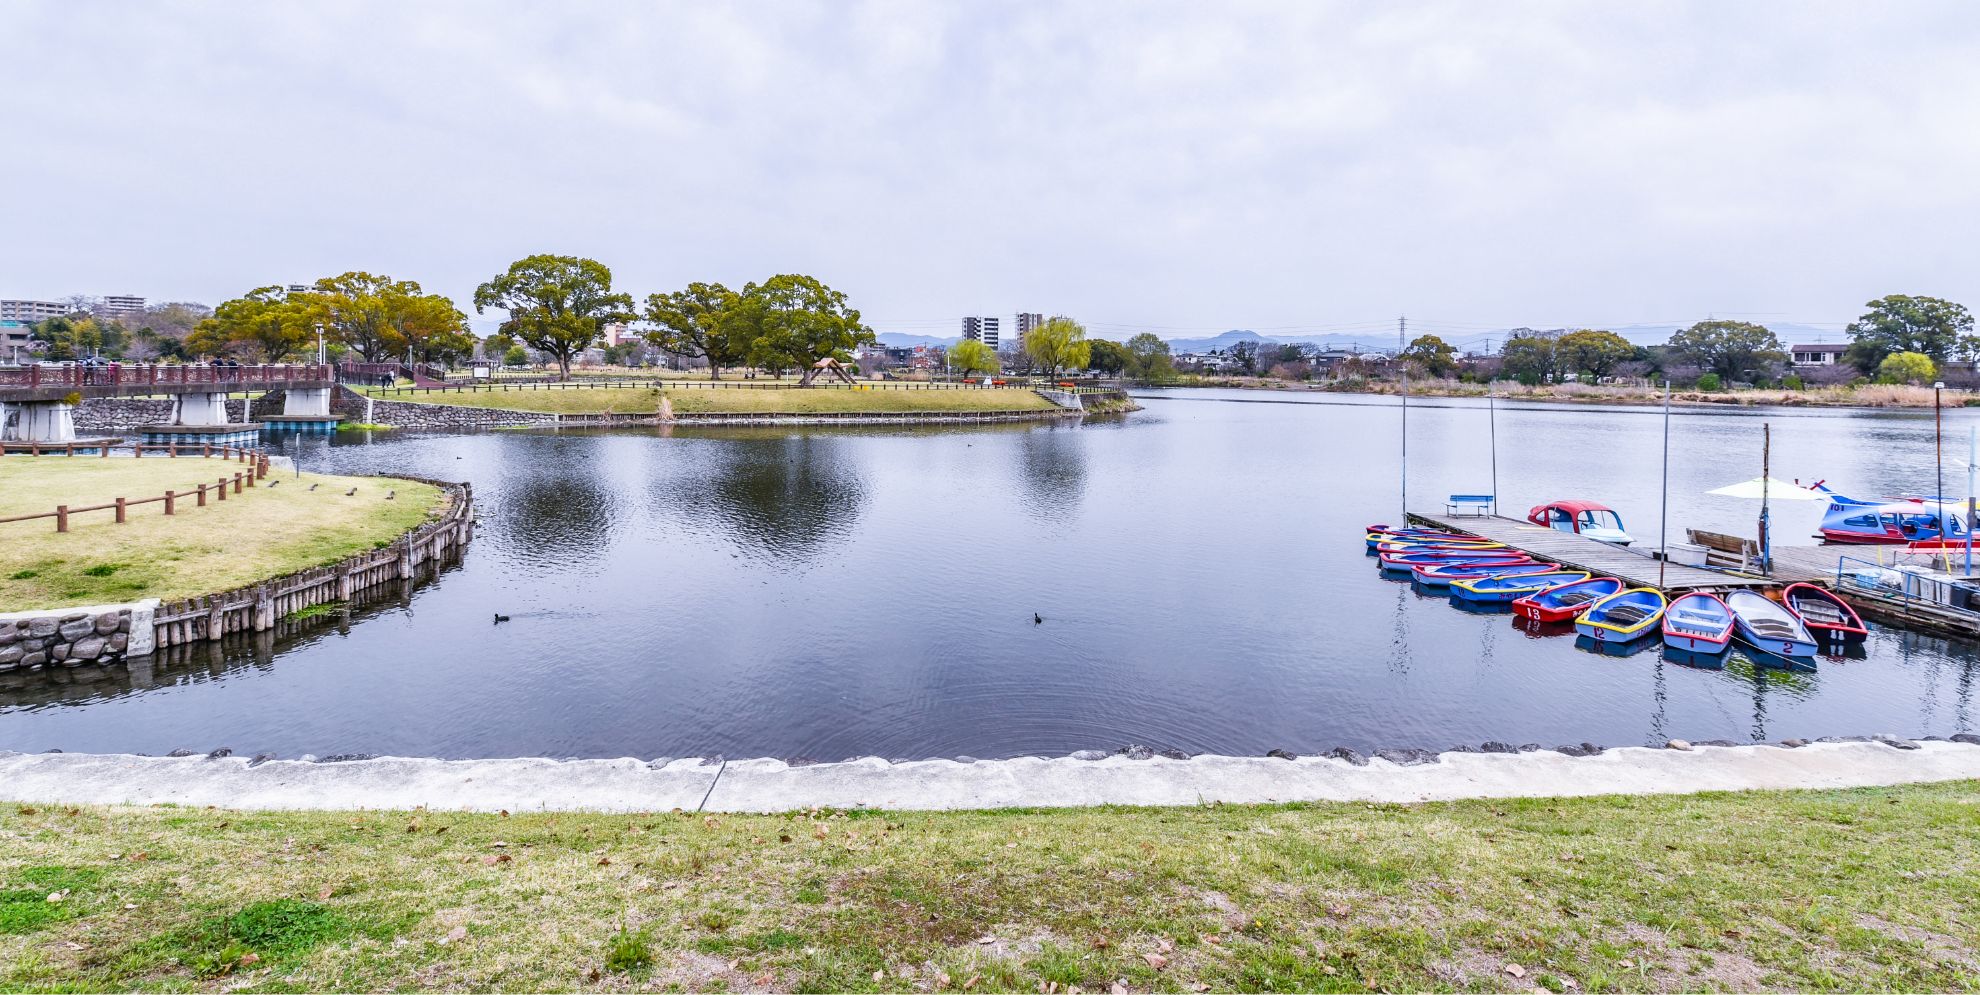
[
  {"x1": 197, "y1": 483, "x2": 207, "y2": 506},
  {"x1": 245, "y1": 465, "x2": 255, "y2": 487},
  {"x1": 164, "y1": 490, "x2": 175, "y2": 515},
  {"x1": 217, "y1": 477, "x2": 228, "y2": 500},
  {"x1": 233, "y1": 472, "x2": 243, "y2": 494},
  {"x1": 55, "y1": 505, "x2": 68, "y2": 533},
  {"x1": 100, "y1": 443, "x2": 108, "y2": 458},
  {"x1": 115, "y1": 497, "x2": 127, "y2": 523}
]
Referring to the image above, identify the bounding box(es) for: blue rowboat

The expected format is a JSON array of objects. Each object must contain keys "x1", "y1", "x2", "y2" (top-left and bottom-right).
[
  {"x1": 1573, "y1": 588, "x2": 1668, "y2": 642},
  {"x1": 1364, "y1": 529, "x2": 1497, "y2": 550},
  {"x1": 1412, "y1": 560, "x2": 1554, "y2": 589},
  {"x1": 1448, "y1": 570, "x2": 1591, "y2": 604},
  {"x1": 1378, "y1": 552, "x2": 1528, "y2": 575},
  {"x1": 1661, "y1": 592, "x2": 1734, "y2": 654},
  {"x1": 1511, "y1": 576, "x2": 1623, "y2": 623},
  {"x1": 1726, "y1": 590, "x2": 1819, "y2": 660}
]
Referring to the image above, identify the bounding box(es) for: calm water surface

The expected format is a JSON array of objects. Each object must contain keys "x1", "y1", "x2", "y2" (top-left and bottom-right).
[{"x1": 4, "y1": 390, "x2": 1977, "y2": 759}]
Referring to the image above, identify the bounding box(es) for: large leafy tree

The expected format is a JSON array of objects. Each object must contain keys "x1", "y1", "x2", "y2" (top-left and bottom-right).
[
  {"x1": 1401, "y1": 333, "x2": 1458, "y2": 377},
  {"x1": 949, "y1": 337, "x2": 998, "y2": 378},
  {"x1": 1498, "y1": 332, "x2": 1558, "y2": 384},
  {"x1": 1554, "y1": 329, "x2": 1637, "y2": 379},
  {"x1": 392, "y1": 292, "x2": 474, "y2": 366},
  {"x1": 473, "y1": 255, "x2": 636, "y2": 380},
  {"x1": 190, "y1": 287, "x2": 313, "y2": 362},
  {"x1": 1125, "y1": 332, "x2": 1175, "y2": 380},
  {"x1": 1877, "y1": 351, "x2": 1937, "y2": 385},
  {"x1": 304, "y1": 272, "x2": 416, "y2": 361},
  {"x1": 1024, "y1": 316, "x2": 1092, "y2": 378},
  {"x1": 1667, "y1": 320, "x2": 1785, "y2": 383},
  {"x1": 1845, "y1": 295, "x2": 1973, "y2": 373},
  {"x1": 1087, "y1": 339, "x2": 1132, "y2": 376},
  {"x1": 644, "y1": 282, "x2": 743, "y2": 379},
  {"x1": 31, "y1": 315, "x2": 127, "y2": 361},
  {"x1": 721, "y1": 274, "x2": 873, "y2": 382}
]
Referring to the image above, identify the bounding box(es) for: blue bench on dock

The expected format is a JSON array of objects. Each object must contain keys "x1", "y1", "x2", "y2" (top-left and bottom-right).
[{"x1": 1445, "y1": 494, "x2": 1494, "y2": 516}]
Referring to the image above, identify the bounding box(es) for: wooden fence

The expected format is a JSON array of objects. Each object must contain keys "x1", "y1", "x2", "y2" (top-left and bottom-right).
[
  {"x1": 0, "y1": 445, "x2": 271, "y2": 532},
  {"x1": 362, "y1": 379, "x2": 1123, "y2": 398},
  {"x1": 149, "y1": 476, "x2": 473, "y2": 647}
]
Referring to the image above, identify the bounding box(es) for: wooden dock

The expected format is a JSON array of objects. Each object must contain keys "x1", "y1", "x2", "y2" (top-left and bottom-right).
[
  {"x1": 1405, "y1": 512, "x2": 1775, "y2": 591},
  {"x1": 1408, "y1": 512, "x2": 1980, "y2": 639}
]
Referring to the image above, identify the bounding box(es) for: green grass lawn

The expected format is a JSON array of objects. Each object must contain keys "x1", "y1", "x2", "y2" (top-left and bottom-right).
[
  {"x1": 353, "y1": 384, "x2": 1058, "y2": 416},
  {"x1": 3, "y1": 783, "x2": 1976, "y2": 991},
  {"x1": 0, "y1": 458, "x2": 444, "y2": 609}
]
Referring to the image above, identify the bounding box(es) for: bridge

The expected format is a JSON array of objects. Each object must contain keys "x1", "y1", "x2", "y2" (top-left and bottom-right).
[{"x1": 0, "y1": 363, "x2": 337, "y2": 443}]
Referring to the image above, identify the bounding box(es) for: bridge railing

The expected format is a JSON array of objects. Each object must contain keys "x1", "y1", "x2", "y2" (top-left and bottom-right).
[{"x1": 0, "y1": 363, "x2": 333, "y2": 390}]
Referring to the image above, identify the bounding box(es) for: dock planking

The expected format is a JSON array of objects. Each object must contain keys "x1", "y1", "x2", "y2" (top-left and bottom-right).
[{"x1": 1403, "y1": 512, "x2": 1776, "y2": 591}]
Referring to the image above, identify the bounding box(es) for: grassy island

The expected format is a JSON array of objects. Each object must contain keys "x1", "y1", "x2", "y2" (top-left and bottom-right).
[
  {"x1": 2, "y1": 782, "x2": 1975, "y2": 991},
  {"x1": 352, "y1": 383, "x2": 1061, "y2": 416},
  {"x1": 0, "y1": 457, "x2": 443, "y2": 609}
]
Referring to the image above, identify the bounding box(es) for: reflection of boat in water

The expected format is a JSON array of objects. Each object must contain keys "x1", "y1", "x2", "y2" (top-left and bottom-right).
[
  {"x1": 1662, "y1": 645, "x2": 1728, "y2": 670},
  {"x1": 1574, "y1": 632, "x2": 1660, "y2": 657},
  {"x1": 1814, "y1": 484, "x2": 1970, "y2": 546},
  {"x1": 1510, "y1": 615, "x2": 1577, "y2": 639}
]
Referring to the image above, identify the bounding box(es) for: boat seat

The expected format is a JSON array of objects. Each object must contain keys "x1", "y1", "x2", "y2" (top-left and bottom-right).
[
  {"x1": 1793, "y1": 601, "x2": 1846, "y2": 624},
  {"x1": 1745, "y1": 619, "x2": 1798, "y2": 637},
  {"x1": 1556, "y1": 591, "x2": 1603, "y2": 606},
  {"x1": 1603, "y1": 605, "x2": 1654, "y2": 623}
]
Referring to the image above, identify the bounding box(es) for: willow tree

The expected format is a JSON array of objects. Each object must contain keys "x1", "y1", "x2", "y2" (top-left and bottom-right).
[
  {"x1": 949, "y1": 337, "x2": 998, "y2": 378},
  {"x1": 1024, "y1": 316, "x2": 1091, "y2": 378},
  {"x1": 473, "y1": 255, "x2": 636, "y2": 380}
]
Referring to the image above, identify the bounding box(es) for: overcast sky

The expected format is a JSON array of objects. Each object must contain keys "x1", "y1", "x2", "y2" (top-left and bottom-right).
[{"x1": 4, "y1": 1, "x2": 1976, "y2": 346}]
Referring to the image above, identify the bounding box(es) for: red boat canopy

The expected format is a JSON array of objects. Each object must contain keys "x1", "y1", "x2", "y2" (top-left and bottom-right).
[{"x1": 1526, "y1": 500, "x2": 1616, "y2": 526}]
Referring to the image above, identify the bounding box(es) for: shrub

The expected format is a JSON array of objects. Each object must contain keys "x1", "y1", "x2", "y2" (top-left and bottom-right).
[
  {"x1": 1782, "y1": 375, "x2": 1805, "y2": 390},
  {"x1": 1695, "y1": 373, "x2": 1723, "y2": 391}
]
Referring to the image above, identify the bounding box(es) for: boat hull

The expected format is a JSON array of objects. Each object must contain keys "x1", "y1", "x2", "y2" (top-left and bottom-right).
[{"x1": 1732, "y1": 624, "x2": 1819, "y2": 660}]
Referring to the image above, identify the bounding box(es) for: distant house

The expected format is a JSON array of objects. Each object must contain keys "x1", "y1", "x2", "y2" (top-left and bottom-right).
[
  {"x1": 1175, "y1": 351, "x2": 1231, "y2": 372},
  {"x1": 1791, "y1": 343, "x2": 1847, "y2": 368}
]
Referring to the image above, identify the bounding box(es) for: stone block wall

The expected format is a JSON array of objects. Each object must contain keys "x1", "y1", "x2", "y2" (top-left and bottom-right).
[
  {"x1": 0, "y1": 600, "x2": 159, "y2": 672},
  {"x1": 334, "y1": 386, "x2": 560, "y2": 429},
  {"x1": 74, "y1": 397, "x2": 275, "y2": 432}
]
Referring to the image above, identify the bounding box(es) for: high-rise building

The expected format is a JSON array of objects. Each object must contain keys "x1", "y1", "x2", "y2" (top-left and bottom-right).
[
  {"x1": 100, "y1": 295, "x2": 146, "y2": 316},
  {"x1": 1015, "y1": 312, "x2": 1044, "y2": 349},
  {"x1": 0, "y1": 300, "x2": 65, "y2": 322},
  {"x1": 961, "y1": 315, "x2": 1001, "y2": 350}
]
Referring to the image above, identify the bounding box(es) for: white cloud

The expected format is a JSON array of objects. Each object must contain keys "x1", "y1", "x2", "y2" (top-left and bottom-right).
[{"x1": 1, "y1": 0, "x2": 1974, "y2": 338}]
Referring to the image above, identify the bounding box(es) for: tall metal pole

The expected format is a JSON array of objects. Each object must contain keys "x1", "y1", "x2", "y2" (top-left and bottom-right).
[
  {"x1": 1761, "y1": 422, "x2": 1772, "y2": 575},
  {"x1": 1488, "y1": 389, "x2": 1499, "y2": 517},
  {"x1": 1935, "y1": 382, "x2": 1945, "y2": 533},
  {"x1": 1399, "y1": 315, "x2": 1408, "y2": 521},
  {"x1": 1967, "y1": 425, "x2": 1975, "y2": 576},
  {"x1": 1659, "y1": 380, "x2": 1671, "y2": 589}
]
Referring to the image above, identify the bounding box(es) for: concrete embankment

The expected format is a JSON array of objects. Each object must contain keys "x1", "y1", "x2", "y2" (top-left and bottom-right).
[{"x1": 2, "y1": 740, "x2": 1973, "y2": 813}]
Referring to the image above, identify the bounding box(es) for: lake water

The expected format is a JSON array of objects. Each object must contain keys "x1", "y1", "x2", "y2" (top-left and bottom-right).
[{"x1": 4, "y1": 389, "x2": 1977, "y2": 759}]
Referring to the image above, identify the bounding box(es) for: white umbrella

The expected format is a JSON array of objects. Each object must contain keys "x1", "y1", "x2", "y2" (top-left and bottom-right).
[{"x1": 1707, "y1": 477, "x2": 1827, "y2": 501}]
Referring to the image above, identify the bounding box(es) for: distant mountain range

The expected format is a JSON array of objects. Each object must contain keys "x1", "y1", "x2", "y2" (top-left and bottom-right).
[{"x1": 877, "y1": 321, "x2": 1845, "y2": 354}]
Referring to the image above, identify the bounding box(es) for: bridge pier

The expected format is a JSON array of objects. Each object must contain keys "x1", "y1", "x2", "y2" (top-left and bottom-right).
[
  {"x1": 171, "y1": 392, "x2": 233, "y2": 426},
  {"x1": 0, "y1": 400, "x2": 77, "y2": 443},
  {"x1": 283, "y1": 387, "x2": 332, "y2": 417}
]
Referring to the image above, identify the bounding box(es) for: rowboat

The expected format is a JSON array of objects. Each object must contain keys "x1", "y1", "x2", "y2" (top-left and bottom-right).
[
  {"x1": 1511, "y1": 576, "x2": 1623, "y2": 623},
  {"x1": 1449, "y1": 570, "x2": 1590, "y2": 604},
  {"x1": 1780, "y1": 583, "x2": 1868, "y2": 645},
  {"x1": 1363, "y1": 529, "x2": 1500, "y2": 550},
  {"x1": 1377, "y1": 548, "x2": 1525, "y2": 570},
  {"x1": 1725, "y1": 590, "x2": 1819, "y2": 659},
  {"x1": 1367, "y1": 534, "x2": 1504, "y2": 552},
  {"x1": 1573, "y1": 588, "x2": 1668, "y2": 642},
  {"x1": 1661, "y1": 592, "x2": 1734, "y2": 654},
  {"x1": 1411, "y1": 560, "x2": 1553, "y2": 589}
]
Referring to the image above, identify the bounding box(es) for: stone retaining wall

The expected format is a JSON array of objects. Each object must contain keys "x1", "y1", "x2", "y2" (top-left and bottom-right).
[
  {"x1": 334, "y1": 386, "x2": 559, "y2": 429},
  {"x1": 0, "y1": 599, "x2": 157, "y2": 673},
  {"x1": 75, "y1": 396, "x2": 281, "y2": 432}
]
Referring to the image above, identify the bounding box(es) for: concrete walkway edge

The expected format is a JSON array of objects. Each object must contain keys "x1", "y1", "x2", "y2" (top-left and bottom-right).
[{"x1": 2, "y1": 741, "x2": 1975, "y2": 813}]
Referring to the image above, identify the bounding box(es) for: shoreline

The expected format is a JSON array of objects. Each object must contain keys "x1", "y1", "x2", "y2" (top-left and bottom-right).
[
  {"x1": 1150, "y1": 378, "x2": 1972, "y2": 411},
  {"x1": 3, "y1": 738, "x2": 1972, "y2": 813}
]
